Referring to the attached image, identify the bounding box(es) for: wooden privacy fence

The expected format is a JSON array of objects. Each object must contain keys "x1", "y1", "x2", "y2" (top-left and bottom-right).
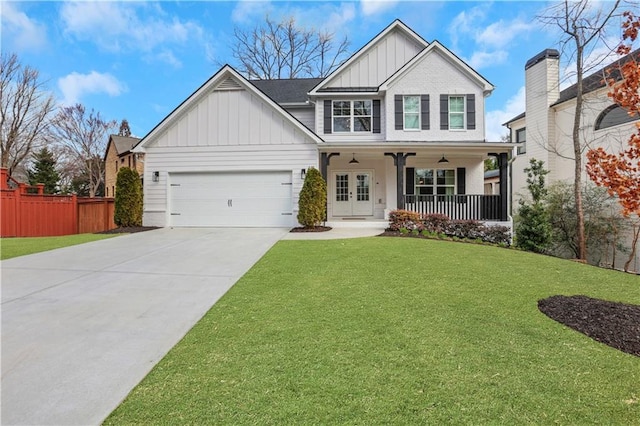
[{"x1": 1, "y1": 168, "x2": 116, "y2": 238}]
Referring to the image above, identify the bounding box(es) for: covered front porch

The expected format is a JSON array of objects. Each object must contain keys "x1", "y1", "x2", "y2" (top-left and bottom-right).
[{"x1": 319, "y1": 144, "x2": 512, "y2": 224}]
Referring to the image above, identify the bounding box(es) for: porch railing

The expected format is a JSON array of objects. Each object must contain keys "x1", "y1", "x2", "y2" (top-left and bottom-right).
[{"x1": 404, "y1": 194, "x2": 504, "y2": 221}]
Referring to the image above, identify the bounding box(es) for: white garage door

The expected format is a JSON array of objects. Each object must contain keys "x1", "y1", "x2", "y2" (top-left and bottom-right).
[{"x1": 169, "y1": 171, "x2": 293, "y2": 227}]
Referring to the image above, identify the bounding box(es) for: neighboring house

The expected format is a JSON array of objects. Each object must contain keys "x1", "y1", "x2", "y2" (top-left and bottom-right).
[
  {"x1": 504, "y1": 48, "x2": 640, "y2": 269},
  {"x1": 104, "y1": 135, "x2": 143, "y2": 197},
  {"x1": 484, "y1": 169, "x2": 500, "y2": 195},
  {"x1": 133, "y1": 20, "x2": 513, "y2": 228}
]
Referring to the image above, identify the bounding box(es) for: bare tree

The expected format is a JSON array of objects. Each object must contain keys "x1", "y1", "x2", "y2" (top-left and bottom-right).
[
  {"x1": 229, "y1": 16, "x2": 350, "y2": 79},
  {"x1": 0, "y1": 53, "x2": 56, "y2": 177},
  {"x1": 537, "y1": 0, "x2": 622, "y2": 261},
  {"x1": 51, "y1": 104, "x2": 116, "y2": 197}
]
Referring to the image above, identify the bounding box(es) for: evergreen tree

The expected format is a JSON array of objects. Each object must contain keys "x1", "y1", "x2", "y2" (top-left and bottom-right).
[
  {"x1": 516, "y1": 159, "x2": 552, "y2": 253},
  {"x1": 297, "y1": 167, "x2": 327, "y2": 228},
  {"x1": 27, "y1": 147, "x2": 60, "y2": 194},
  {"x1": 118, "y1": 119, "x2": 131, "y2": 137},
  {"x1": 114, "y1": 167, "x2": 143, "y2": 227}
]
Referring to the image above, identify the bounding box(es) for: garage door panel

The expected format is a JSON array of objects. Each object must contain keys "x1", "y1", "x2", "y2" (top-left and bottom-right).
[{"x1": 169, "y1": 171, "x2": 293, "y2": 227}]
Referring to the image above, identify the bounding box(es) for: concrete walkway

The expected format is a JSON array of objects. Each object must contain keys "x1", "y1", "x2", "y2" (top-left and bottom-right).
[{"x1": 1, "y1": 227, "x2": 287, "y2": 426}]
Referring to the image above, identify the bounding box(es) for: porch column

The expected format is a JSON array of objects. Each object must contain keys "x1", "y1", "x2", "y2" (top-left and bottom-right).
[
  {"x1": 498, "y1": 153, "x2": 508, "y2": 221},
  {"x1": 384, "y1": 152, "x2": 415, "y2": 209},
  {"x1": 320, "y1": 152, "x2": 340, "y2": 180}
]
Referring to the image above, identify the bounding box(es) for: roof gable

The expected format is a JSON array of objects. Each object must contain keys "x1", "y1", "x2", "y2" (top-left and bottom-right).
[
  {"x1": 309, "y1": 19, "x2": 428, "y2": 94},
  {"x1": 135, "y1": 65, "x2": 323, "y2": 150},
  {"x1": 104, "y1": 135, "x2": 141, "y2": 161},
  {"x1": 379, "y1": 40, "x2": 494, "y2": 94}
]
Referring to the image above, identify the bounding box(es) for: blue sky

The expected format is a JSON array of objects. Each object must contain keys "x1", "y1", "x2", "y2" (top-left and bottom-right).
[{"x1": 2, "y1": 1, "x2": 633, "y2": 141}]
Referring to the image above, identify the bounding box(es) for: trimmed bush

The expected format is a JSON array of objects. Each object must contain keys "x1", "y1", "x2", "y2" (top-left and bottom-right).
[
  {"x1": 297, "y1": 167, "x2": 327, "y2": 228},
  {"x1": 114, "y1": 167, "x2": 143, "y2": 227},
  {"x1": 388, "y1": 210, "x2": 421, "y2": 231},
  {"x1": 388, "y1": 209, "x2": 511, "y2": 246}
]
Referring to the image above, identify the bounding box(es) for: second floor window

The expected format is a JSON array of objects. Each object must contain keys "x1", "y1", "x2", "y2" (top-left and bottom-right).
[
  {"x1": 449, "y1": 96, "x2": 465, "y2": 130},
  {"x1": 403, "y1": 96, "x2": 420, "y2": 130},
  {"x1": 333, "y1": 100, "x2": 372, "y2": 132},
  {"x1": 516, "y1": 128, "x2": 526, "y2": 155}
]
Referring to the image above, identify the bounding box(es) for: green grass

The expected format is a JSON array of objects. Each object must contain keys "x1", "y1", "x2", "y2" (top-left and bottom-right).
[
  {"x1": 0, "y1": 233, "x2": 117, "y2": 260},
  {"x1": 105, "y1": 238, "x2": 640, "y2": 425}
]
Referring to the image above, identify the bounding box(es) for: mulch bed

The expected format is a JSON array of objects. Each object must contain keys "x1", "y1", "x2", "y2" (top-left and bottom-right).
[
  {"x1": 538, "y1": 295, "x2": 640, "y2": 357},
  {"x1": 290, "y1": 226, "x2": 332, "y2": 233},
  {"x1": 96, "y1": 226, "x2": 160, "y2": 234}
]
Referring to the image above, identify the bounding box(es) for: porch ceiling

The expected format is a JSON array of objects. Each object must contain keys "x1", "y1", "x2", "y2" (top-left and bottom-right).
[{"x1": 318, "y1": 142, "x2": 515, "y2": 156}]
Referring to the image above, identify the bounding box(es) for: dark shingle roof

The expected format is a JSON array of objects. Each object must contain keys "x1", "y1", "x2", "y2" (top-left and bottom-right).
[
  {"x1": 250, "y1": 78, "x2": 322, "y2": 104},
  {"x1": 504, "y1": 48, "x2": 640, "y2": 126},
  {"x1": 552, "y1": 48, "x2": 640, "y2": 106},
  {"x1": 112, "y1": 135, "x2": 141, "y2": 155}
]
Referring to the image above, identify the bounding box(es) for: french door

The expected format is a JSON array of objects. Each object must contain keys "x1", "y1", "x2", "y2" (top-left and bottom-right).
[{"x1": 332, "y1": 171, "x2": 374, "y2": 217}]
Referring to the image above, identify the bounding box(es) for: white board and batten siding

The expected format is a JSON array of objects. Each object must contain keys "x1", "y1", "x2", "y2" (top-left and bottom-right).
[
  {"x1": 141, "y1": 73, "x2": 319, "y2": 228},
  {"x1": 324, "y1": 27, "x2": 425, "y2": 89}
]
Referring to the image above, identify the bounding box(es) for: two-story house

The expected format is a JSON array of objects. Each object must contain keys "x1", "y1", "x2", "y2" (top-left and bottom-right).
[
  {"x1": 505, "y1": 48, "x2": 640, "y2": 270},
  {"x1": 104, "y1": 134, "x2": 143, "y2": 197},
  {"x1": 133, "y1": 20, "x2": 513, "y2": 228}
]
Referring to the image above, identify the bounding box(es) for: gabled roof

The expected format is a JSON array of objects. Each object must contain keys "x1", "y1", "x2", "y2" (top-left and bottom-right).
[
  {"x1": 308, "y1": 19, "x2": 429, "y2": 95},
  {"x1": 134, "y1": 65, "x2": 324, "y2": 151},
  {"x1": 250, "y1": 78, "x2": 321, "y2": 104},
  {"x1": 104, "y1": 135, "x2": 141, "y2": 161},
  {"x1": 379, "y1": 40, "x2": 494, "y2": 94},
  {"x1": 504, "y1": 48, "x2": 640, "y2": 125}
]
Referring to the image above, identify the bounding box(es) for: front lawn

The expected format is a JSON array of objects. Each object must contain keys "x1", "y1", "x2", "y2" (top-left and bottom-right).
[
  {"x1": 0, "y1": 233, "x2": 117, "y2": 260},
  {"x1": 106, "y1": 238, "x2": 640, "y2": 424}
]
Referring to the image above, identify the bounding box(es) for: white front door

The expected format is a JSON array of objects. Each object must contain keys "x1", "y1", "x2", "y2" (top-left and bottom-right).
[{"x1": 332, "y1": 171, "x2": 374, "y2": 217}]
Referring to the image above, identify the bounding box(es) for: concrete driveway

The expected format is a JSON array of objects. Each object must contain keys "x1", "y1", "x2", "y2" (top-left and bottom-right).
[{"x1": 1, "y1": 227, "x2": 287, "y2": 426}]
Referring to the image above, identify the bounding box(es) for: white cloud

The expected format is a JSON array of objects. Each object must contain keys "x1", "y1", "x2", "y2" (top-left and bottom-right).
[
  {"x1": 1, "y1": 2, "x2": 48, "y2": 52},
  {"x1": 60, "y1": 2, "x2": 203, "y2": 63},
  {"x1": 449, "y1": 5, "x2": 539, "y2": 70},
  {"x1": 231, "y1": 0, "x2": 273, "y2": 24},
  {"x1": 58, "y1": 71, "x2": 127, "y2": 105},
  {"x1": 466, "y1": 50, "x2": 508, "y2": 70},
  {"x1": 476, "y1": 19, "x2": 536, "y2": 49},
  {"x1": 360, "y1": 0, "x2": 399, "y2": 17},
  {"x1": 486, "y1": 86, "x2": 526, "y2": 142}
]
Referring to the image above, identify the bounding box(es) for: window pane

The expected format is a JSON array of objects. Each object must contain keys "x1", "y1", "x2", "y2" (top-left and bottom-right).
[
  {"x1": 416, "y1": 169, "x2": 433, "y2": 186},
  {"x1": 450, "y1": 113, "x2": 464, "y2": 129},
  {"x1": 403, "y1": 96, "x2": 419, "y2": 113},
  {"x1": 354, "y1": 101, "x2": 371, "y2": 116},
  {"x1": 356, "y1": 174, "x2": 369, "y2": 201},
  {"x1": 418, "y1": 187, "x2": 433, "y2": 195},
  {"x1": 336, "y1": 174, "x2": 349, "y2": 202},
  {"x1": 354, "y1": 117, "x2": 371, "y2": 132},
  {"x1": 333, "y1": 101, "x2": 350, "y2": 116},
  {"x1": 334, "y1": 117, "x2": 351, "y2": 132},
  {"x1": 516, "y1": 128, "x2": 526, "y2": 143},
  {"x1": 437, "y1": 186, "x2": 454, "y2": 195},
  {"x1": 437, "y1": 169, "x2": 455, "y2": 185},
  {"x1": 404, "y1": 113, "x2": 419, "y2": 129},
  {"x1": 449, "y1": 96, "x2": 464, "y2": 112}
]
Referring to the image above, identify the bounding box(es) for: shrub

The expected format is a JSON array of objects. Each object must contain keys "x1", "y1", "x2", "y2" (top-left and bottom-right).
[
  {"x1": 114, "y1": 167, "x2": 143, "y2": 227},
  {"x1": 422, "y1": 213, "x2": 450, "y2": 233},
  {"x1": 388, "y1": 209, "x2": 421, "y2": 231},
  {"x1": 297, "y1": 167, "x2": 327, "y2": 228},
  {"x1": 387, "y1": 209, "x2": 511, "y2": 246}
]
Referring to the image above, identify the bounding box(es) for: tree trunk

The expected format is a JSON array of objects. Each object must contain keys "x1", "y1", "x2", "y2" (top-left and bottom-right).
[{"x1": 573, "y1": 43, "x2": 587, "y2": 261}]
